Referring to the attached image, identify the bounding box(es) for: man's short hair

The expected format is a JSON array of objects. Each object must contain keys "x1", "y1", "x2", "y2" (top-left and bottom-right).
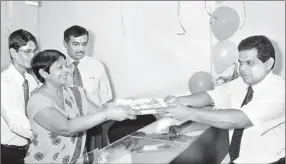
[
  {"x1": 238, "y1": 35, "x2": 275, "y2": 69},
  {"x1": 64, "y1": 25, "x2": 89, "y2": 43},
  {"x1": 9, "y1": 29, "x2": 37, "y2": 52}
]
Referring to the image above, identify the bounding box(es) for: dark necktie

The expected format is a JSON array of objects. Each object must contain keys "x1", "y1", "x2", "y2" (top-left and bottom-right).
[
  {"x1": 23, "y1": 78, "x2": 29, "y2": 116},
  {"x1": 72, "y1": 61, "x2": 104, "y2": 150},
  {"x1": 73, "y1": 61, "x2": 83, "y2": 87},
  {"x1": 229, "y1": 86, "x2": 254, "y2": 162}
]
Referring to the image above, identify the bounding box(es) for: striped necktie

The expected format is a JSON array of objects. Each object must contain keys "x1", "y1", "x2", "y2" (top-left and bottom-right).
[
  {"x1": 23, "y1": 78, "x2": 29, "y2": 116},
  {"x1": 73, "y1": 61, "x2": 83, "y2": 87},
  {"x1": 229, "y1": 86, "x2": 254, "y2": 162}
]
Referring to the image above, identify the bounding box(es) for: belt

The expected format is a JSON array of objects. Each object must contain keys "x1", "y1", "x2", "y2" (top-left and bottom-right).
[{"x1": 1, "y1": 144, "x2": 29, "y2": 151}]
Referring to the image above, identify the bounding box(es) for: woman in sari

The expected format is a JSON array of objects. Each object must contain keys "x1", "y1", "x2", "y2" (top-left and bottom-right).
[{"x1": 24, "y1": 50, "x2": 137, "y2": 164}]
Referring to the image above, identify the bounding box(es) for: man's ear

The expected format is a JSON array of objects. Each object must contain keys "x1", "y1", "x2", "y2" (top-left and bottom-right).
[
  {"x1": 265, "y1": 57, "x2": 274, "y2": 70},
  {"x1": 9, "y1": 48, "x2": 17, "y2": 59},
  {"x1": 39, "y1": 68, "x2": 48, "y2": 79}
]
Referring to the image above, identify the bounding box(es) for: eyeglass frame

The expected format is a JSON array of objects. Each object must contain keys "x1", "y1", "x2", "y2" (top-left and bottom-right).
[{"x1": 18, "y1": 49, "x2": 38, "y2": 55}]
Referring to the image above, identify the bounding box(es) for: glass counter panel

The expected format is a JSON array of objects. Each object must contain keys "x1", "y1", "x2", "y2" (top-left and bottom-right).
[
  {"x1": 130, "y1": 131, "x2": 195, "y2": 143},
  {"x1": 73, "y1": 135, "x2": 189, "y2": 164}
]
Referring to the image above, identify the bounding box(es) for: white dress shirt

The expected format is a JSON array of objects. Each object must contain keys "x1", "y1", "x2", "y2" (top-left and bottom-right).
[
  {"x1": 207, "y1": 71, "x2": 285, "y2": 163},
  {"x1": 1, "y1": 64, "x2": 38, "y2": 146},
  {"x1": 66, "y1": 56, "x2": 112, "y2": 107}
]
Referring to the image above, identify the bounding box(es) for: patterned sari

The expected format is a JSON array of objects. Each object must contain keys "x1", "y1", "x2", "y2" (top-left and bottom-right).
[{"x1": 25, "y1": 86, "x2": 89, "y2": 164}]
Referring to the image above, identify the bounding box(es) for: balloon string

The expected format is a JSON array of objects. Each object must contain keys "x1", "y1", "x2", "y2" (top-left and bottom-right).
[
  {"x1": 35, "y1": 6, "x2": 39, "y2": 40},
  {"x1": 121, "y1": 1, "x2": 126, "y2": 37},
  {"x1": 204, "y1": 1, "x2": 212, "y2": 17},
  {"x1": 238, "y1": 1, "x2": 247, "y2": 29},
  {"x1": 4, "y1": 1, "x2": 13, "y2": 37},
  {"x1": 176, "y1": 1, "x2": 187, "y2": 35},
  {"x1": 209, "y1": 1, "x2": 213, "y2": 76}
]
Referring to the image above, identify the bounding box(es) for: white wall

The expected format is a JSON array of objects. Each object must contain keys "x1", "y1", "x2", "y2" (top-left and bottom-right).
[
  {"x1": 1, "y1": 1, "x2": 40, "y2": 69},
  {"x1": 1, "y1": 1, "x2": 285, "y2": 99}
]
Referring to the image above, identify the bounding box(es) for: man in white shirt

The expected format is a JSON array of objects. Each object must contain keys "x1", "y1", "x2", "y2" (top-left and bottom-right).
[
  {"x1": 162, "y1": 35, "x2": 285, "y2": 164},
  {"x1": 1, "y1": 29, "x2": 39, "y2": 164},
  {"x1": 63, "y1": 25, "x2": 113, "y2": 151}
]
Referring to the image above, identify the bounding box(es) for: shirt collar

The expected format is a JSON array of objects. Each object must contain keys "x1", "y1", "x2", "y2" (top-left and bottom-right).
[
  {"x1": 251, "y1": 71, "x2": 274, "y2": 92},
  {"x1": 8, "y1": 64, "x2": 28, "y2": 86},
  {"x1": 66, "y1": 55, "x2": 86, "y2": 64}
]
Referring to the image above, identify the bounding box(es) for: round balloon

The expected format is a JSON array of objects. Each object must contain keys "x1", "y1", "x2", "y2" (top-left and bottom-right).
[
  {"x1": 212, "y1": 40, "x2": 238, "y2": 74},
  {"x1": 210, "y1": 6, "x2": 240, "y2": 41},
  {"x1": 188, "y1": 71, "x2": 214, "y2": 94}
]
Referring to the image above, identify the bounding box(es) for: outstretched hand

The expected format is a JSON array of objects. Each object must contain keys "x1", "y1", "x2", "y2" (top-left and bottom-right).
[
  {"x1": 157, "y1": 103, "x2": 191, "y2": 120},
  {"x1": 105, "y1": 105, "x2": 139, "y2": 121},
  {"x1": 164, "y1": 95, "x2": 179, "y2": 107}
]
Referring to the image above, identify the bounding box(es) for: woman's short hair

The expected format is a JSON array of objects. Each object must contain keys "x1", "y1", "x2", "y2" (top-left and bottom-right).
[{"x1": 31, "y1": 49, "x2": 66, "y2": 83}]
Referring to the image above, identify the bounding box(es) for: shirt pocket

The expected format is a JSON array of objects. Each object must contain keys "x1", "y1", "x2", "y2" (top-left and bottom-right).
[{"x1": 83, "y1": 76, "x2": 100, "y2": 92}]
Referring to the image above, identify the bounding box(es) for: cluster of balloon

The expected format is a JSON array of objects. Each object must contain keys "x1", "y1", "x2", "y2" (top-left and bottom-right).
[
  {"x1": 212, "y1": 40, "x2": 239, "y2": 74},
  {"x1": 188, "y1": 6, "x2": 241, "y2": 94},
  {"x1": 210, "y1": 6, "x2": 240, "y2": 41},
  {"x1": 210, "y1": 6, "x2": 240, "y2": 74},
  {"x1": 188, "y1": 71, "x2": 214, "y2": 94}
]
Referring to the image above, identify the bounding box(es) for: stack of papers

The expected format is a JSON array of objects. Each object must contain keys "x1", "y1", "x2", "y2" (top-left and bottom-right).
[
  {"x1": 116, "y1": 98, "x2": 169, "y2": 115},
  {"x1": 116, "y1": 98, "x2": 168, "y2": 109}
]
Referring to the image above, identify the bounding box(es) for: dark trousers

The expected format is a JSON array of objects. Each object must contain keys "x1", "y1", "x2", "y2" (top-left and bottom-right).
[
  {"x1": 270, "y1": 157, "x2": 285, "y2": 164},
  {"x1": 85, "y1": 125, "x2": 104, "y2": 152},
  {"x1": 1, "y1": 144, "x2": 28, "y2": 164},
  {"x1": 230, "y1": 157, "x2": 285, "y2": 164},
  {"x1": 108, "y1": 115, "x2": 157, "y2": 143}
]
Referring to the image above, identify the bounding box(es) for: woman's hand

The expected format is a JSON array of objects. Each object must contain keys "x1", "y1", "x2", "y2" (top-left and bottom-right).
[{"x1": 104, "y1": 106, "x2": 139, "y2": 121}]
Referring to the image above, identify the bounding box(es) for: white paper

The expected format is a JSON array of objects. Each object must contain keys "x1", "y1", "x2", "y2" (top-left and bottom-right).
[
  {"x1": 116, "y1": 98, "x2": 168, "y2": 110},
  {"x1": 184, "y1": 130, "x2": 204, "y2": 137},
  {"x1": 155, "y1": 117, "x2": 184, "y2": 133}
]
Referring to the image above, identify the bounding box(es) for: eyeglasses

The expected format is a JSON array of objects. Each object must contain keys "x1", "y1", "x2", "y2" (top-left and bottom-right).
[{"x1": 18, "y1": 49, "x2": 38, "y2": 55}]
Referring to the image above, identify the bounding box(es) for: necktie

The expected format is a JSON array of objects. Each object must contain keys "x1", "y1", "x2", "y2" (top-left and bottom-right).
[
  {"x1": 73, "y1": 61, "x2": 83, "y2": 87},
  {"x1": 72, "y1": 61, "x2": 104, "y2": 150},
  {"x1": 229, "y1": 86, "x2": 254, "y2": 162},
  {"x1": 23, "y1": 79, "x2": 29, "y2": 116}
]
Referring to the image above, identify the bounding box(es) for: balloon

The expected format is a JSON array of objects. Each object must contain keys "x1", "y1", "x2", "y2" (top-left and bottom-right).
[
  {"x1": 212, "y1": 40, "x2": 239, "y2": 74},
  {"x1": 210, "y1": 6, "x2": 240, "y2": 41},
  {"x1": 188, "y1": 71, "x2": 214, "y2": 94}
]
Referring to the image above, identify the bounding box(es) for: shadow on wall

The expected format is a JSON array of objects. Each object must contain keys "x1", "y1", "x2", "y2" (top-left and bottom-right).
[
  {"x1": 101, "y1": 62, "x2": 116, "y2": 101},
  {"x1": 1, "y1": 54, "x2": 11, "y2": 72},
  {"x1": 271, "y1": 39, "x2": 283, "y2": 75},
  {"x1": 87, "y1": 29, "x2": 95, "y2": 57},
  {"x1": 1, "y1": 39, "x2": 42, "y2": 72}
]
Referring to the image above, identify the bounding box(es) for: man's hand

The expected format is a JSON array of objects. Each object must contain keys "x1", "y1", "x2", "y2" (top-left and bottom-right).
[
  {"x1": 164, "y1": 95, "x2": 179, "y2": 107},
  {"x1": 158, "y1": 104, "x2": 191, "y2": 120}
]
